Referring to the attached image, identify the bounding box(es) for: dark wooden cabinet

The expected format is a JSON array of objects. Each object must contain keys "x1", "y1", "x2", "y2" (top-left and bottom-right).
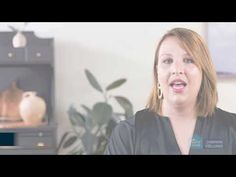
[{"x1": 0, "y1": 31, "x2": 56, "y2": 154}]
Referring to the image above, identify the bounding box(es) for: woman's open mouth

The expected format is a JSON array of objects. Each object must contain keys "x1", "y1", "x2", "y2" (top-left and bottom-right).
[{"x1": 169, "y1": 79, "x2": 187, "y2": 93}]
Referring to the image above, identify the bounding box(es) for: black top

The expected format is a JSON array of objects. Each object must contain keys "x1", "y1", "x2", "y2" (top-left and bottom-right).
[{"x1": 104, "y1": 107, "x2": 236, "y2": 154}]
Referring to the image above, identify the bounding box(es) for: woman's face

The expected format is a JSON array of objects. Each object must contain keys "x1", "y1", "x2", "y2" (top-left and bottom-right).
[{"x1": 157, "y1": 36, "x2": 202, "y2": 107}]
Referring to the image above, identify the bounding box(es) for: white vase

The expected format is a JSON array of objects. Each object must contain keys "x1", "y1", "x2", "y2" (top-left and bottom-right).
[
  {"x1": 12, "y1": 31, "x2": 27, "y2": 48},
  {"x1": 19, "y1": 92, "x2": 46, "y2": 125}
]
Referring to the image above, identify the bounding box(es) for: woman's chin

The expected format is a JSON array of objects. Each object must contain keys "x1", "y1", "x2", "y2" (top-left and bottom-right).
[{"x1": 168, "y1": 95, "x2": 187, "y2": 106}]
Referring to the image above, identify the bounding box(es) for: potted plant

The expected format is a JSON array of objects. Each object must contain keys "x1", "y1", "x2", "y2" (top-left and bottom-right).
[{"x1": 57, "y1": 69, "x2": 133, "y2": 154}]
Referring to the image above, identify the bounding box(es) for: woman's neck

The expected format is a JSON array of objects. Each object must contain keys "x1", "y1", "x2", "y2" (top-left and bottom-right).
[{"x1": 162, "y1": 101, "x2": 197, "y2": 121}]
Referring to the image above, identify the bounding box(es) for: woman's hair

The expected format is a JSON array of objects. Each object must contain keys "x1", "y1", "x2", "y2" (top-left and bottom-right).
[{"x1": 146, "y1": 27, "x2": 218, "y2": 117}]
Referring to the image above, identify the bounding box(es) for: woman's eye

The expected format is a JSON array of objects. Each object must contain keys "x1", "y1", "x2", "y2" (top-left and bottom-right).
[
  {"x1": 163, "y1": 58, "x2": 173, "y2": 64},
  {"x1": 183, "y1": 58, "x2": 194, "y2": 64}
]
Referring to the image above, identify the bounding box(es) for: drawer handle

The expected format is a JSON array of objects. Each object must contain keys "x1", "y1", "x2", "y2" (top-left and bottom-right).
[
  {"x1": 8, "y1": 52, "x2": 14, "y2": 58},
  {"x1": 37, "y1": 142, "x2": 45, "y2": 147},
  {"x1": 36, "y1": 52, "x2": 41, "y2": 57}
]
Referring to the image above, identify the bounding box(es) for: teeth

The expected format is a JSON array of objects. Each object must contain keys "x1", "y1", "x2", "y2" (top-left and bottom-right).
[
  {"x1": 174, "y1": 82, "x2": 182, "y2": 84},
  {"x1": 170, "y1": 81, "x2": 186, "y2": 86}
]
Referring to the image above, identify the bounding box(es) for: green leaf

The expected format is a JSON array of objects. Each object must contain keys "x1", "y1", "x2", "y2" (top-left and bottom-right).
[
  {"x1": 92, "y1": 102, "x2": 113, "y2": 125},
  {"x1": 68, "y1": 144, "x2": 83, "y2": 155},
  {"x1": 95, "y1": 135, "x2": 108, "y2": 154},
  {"x1": 62, "y1": 135, "x2": 78, "y2": 149},
  {"x1": 67, "y1": 105, "x2": 86, "y2": 127},
  {"x1": 106, "y1": 119, "x2": 117, "y2": 137},
  {"x1": 81, "y1": 130, "x2": 98, "y2": 154},
  {"x1": 81, "y1": 104, "x2": 92, "y2": 115},
  {"x1": 85, "y1": 69, "x2": 103, "y2": 93},
  {"x1": 81, "y1": 104, "x2": 94, "y2": 130},
  {"x1": 71, "y1": 149, "x2": 83, "y2": 155},
  {"x1": 106, "y1": 78, "x2": 127, "y2": 91},
  {"x1": 57, "y1": 131, "x2": 72, "y2": 152},
  {"x1": 114, "y1": 96, "x2": 133, "y2": 118}
]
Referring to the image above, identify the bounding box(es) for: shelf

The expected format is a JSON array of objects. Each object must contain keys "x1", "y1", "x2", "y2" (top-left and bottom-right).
[
  {"x1": 0, "y1": 31, "x2": 56, "y2": 154},
  {"x1": 0, "y1": 121, "x2": 48, "y2": 129}
]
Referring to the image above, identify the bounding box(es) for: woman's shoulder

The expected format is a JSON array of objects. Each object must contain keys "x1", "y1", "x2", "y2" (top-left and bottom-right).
[
  {"x1": 214, "y1": 108, "x2": 236, "y2": 152},
  {"x1": 104, "y1": 109, "x2": 153, "y2": 154},
  {"x1": 214, "y1": 107, "x2": 236, "y2": 120},
  {"x1": 213, "y1": 107, "x2": 236, "y2": 128},
  {"x1": 108, "y1": 109, "x2": 151, "y2": 136},
  {"x1": 104, "y1": 116, "x2": 135, "y2": 154},
  {"x1": 114, "y1": 115, "x2": 136, "y2": 132}
]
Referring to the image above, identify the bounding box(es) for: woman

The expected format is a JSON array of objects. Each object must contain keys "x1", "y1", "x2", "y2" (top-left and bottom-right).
[{"x1": 104, "y1": 27, "x2": 236, "y2": 155}]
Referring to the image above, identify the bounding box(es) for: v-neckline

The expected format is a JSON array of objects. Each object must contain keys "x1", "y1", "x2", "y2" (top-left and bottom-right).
[{"x1": 162, "y1": 115, "x2": 202, "y2": 155}]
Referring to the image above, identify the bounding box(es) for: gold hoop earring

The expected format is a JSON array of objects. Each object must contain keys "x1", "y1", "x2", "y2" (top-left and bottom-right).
[{"x1": 158, "y1": 84, "x2": 163, "y2": 99}]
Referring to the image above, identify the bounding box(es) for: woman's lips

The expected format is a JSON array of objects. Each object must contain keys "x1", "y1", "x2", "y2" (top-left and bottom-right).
[{"x1": 169, "y1": 79, "x2": 187, "y2": 93}]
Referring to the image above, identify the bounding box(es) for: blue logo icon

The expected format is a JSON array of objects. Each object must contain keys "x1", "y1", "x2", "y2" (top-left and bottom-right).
[{"x1": 191, "y1": 134, "x2": 203, "y2": 149}]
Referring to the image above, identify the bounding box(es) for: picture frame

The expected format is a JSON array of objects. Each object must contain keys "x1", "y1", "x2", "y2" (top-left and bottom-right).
[{"x1": 207, "y1": 23, "x2": 236, "y2": 78}]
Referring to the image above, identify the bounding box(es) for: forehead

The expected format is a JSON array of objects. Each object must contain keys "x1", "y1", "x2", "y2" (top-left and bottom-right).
[{"x1": 159, "y1": 36, "x2": 189, "y2": 56}]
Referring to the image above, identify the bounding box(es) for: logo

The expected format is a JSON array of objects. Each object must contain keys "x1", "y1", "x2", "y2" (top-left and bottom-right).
[{"x1": 191, "y1": 134, "x2": 203, "y2": 149}]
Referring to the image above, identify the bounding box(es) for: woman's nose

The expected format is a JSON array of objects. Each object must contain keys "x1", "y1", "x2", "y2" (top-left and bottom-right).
[
  {"x1": 171, "y1": 62, "x2": 184, "y2": 75},
  {"x1": 172, "y1": 71, "x2": 184, "y2": 75}
]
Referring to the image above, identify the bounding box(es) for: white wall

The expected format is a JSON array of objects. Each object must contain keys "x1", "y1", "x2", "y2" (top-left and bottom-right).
[
  {"x1": 1, "y1": 22, "x2": 235, "y2": 144},
  {"x1": 217, "y1": 79, "x2": 236, "y2": 113}
]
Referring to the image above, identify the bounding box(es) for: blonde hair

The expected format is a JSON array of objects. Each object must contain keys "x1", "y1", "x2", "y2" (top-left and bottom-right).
[{"x1": 146, "y1": 28, "x2": 218, "y2": 117}]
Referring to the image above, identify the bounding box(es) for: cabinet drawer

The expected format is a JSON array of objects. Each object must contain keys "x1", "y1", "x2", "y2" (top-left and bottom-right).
[
  {"x1": 17, "y1": 136, "x2": 54, "y2": 148},
  {"x1": 18, "y1": 131, "x2": 52, "y2": 137},
  {"x1": 0, "y1": 45, "x2": 53, "y2": 65},
  {"x1": 27, "y1": 45, "x2": 53, "y2": 64},
  {"x1": 0, "y1": 46, "x2": 25, "y2": 64}
]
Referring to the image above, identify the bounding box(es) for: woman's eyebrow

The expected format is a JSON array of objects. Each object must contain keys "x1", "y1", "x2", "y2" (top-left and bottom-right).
[
  {"x1": 183, "y1": 53, "x2": 191, "y2": 57},
  {"x1": 160, "y1": 53, "x2": 172, "y2": 57}
]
